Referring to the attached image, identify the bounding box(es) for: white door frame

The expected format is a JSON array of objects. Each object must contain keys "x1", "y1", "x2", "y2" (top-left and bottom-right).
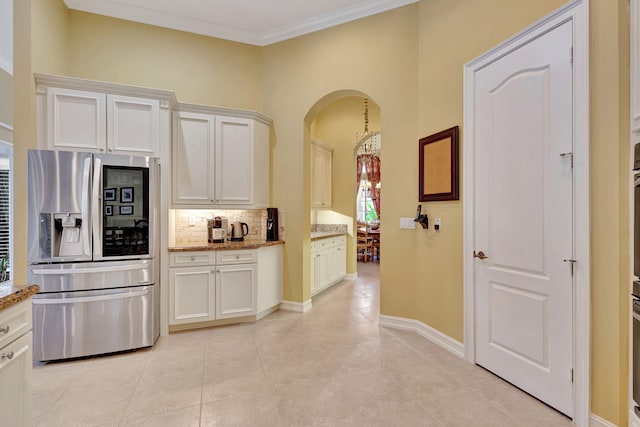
[{"x1": 462, "y1": 1, "x2": 590, "y2": 425}]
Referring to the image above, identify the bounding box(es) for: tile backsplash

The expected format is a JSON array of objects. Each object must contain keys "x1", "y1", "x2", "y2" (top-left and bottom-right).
[{"x1": 172, "y1": 209, "x2": 285, "y2": 246}]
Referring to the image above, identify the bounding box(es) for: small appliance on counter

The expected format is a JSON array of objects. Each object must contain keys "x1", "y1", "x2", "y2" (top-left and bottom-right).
[
  {"x1": 230, "y1": 221, "x2": 249, "y2": 242},
  {"x1": 266, "y1": 208, "x2": 279, "y2": 241},
  {"x1": 208, "y1": 216, "x2": 228, "y2": 243}
]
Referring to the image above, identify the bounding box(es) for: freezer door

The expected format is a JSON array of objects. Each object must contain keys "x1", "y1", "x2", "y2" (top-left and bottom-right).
[
  {"x1": 32, "y1": 285, "x2": 157, "y2": 361},
  {"x1": 28, "y1": 259, "x2": 154, "y2": 293},
  {"x1": 27, "y1": 150, "x2": 93, "y2": 263},
  {"x1": 93, "y1": 154, "x2": 156, "y2": 261}
]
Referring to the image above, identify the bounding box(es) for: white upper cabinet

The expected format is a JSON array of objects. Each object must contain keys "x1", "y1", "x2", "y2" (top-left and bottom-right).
[
  {"x1": 172, "y1": 105, "x2": 271, "y2": 208},
  {"x1": 632, "y1": 0, "x2": 640, "y2": 132},
  {"x1": 107, "y1": 94, "x2": 160, "y2": 156},
  {"x1": 172, "y1": 111, "x2": 215, "y2": 204},
  {"x1": 311, "y1": 140, "x2": 333, "y2": 209},
  {"x1": 214, "y1": 116, "x2": 253, "y2": 205},
  {"x1": 46, "y1": 87, "x2": 106, "y2": 152},
  {"x1": 36, "y1": 74, "x2": 174, "y2": 158}
]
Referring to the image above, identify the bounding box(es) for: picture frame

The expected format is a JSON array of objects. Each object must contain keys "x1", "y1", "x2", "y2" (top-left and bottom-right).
[
  {"x1": 119, "y1": 205, "x2": 134, "y2": 215},
  {"x1": 104, "y1": 205, "x2": 113, "y2": 216},
  {"x1": 104, "y1": 188, "x2": 116, "y2": 201},
  {"x1": 120, "y1": 187, "x2": 134, "y2": 203},
  {"x1": 418, "y1": 126, "x2": 459, "y2": 202}
]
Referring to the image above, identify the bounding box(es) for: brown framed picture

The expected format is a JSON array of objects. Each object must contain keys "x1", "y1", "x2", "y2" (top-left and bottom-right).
[{"x1": 418, "y1": 126, "x2": 459, "y2": 202}]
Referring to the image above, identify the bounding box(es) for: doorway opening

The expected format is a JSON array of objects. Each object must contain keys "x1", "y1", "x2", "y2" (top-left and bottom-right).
[{"x1": 305, "y1": 92, "x2": 382, "y2": 297}]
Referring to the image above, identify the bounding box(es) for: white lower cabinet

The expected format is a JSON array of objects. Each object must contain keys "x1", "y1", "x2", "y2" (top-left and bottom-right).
[
  {"x1": 216, "y1": 264, "x2": 257, "y2": 319},
  {"x1": 169, "y1": 249, "x2": 267, "y2": 326},
  {"x1": 0, "y1": 300, "x2": 33, "y2": 427},
  {"x1": 311, "y1": 235, "x2": 347, "y2": 296},
  {"x1": 170, "y1": 267, "x2": 216, "y2": 324}
]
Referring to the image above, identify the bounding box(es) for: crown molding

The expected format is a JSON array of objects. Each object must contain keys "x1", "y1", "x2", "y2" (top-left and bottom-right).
[
  {"x1": 174, "y1": 102, "x2": 272, "y2": 126},
  {"x1": 63, "y1": 0, "x2": 418, "y2": 46},
  {"x1": 34, "y1": 73, "x2": 177, "y2": 106}
]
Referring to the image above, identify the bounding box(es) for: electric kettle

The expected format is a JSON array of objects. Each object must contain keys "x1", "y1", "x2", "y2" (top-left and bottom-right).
[{"x1": 230, "y1": 221, "x2": 249, "y2": 242}]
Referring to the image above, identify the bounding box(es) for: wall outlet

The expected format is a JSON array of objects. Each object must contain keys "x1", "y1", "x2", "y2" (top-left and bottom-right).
[
  {"x1": 400, "y1": 218, "x2": 416, "y2": 229},
  {"x1": 434, "y1": 218, "x2": 441, "y2": 230},
  {"x1": 188, "y1": 215, "x2": 196, "y2": 226}
]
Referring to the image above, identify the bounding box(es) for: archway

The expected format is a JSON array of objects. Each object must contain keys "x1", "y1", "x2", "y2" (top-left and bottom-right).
[{"x1": 304, "y1": 91, "x2": 381, "y2": 298}]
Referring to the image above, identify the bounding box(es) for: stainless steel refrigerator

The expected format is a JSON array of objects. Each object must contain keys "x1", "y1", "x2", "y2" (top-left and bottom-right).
[{"x1": 27, "y1": 150, "x2": 159, "y2": 362}]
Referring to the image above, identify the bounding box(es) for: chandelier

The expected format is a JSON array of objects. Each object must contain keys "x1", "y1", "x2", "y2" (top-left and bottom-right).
[{"x1": 355, "y1": 98, "x2": 380, "y2": 158}]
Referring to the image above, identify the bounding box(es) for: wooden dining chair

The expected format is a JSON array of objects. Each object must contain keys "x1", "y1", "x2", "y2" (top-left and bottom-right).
[{"x1": 357, "y1": 226, "x2": 373, "y2": 262}]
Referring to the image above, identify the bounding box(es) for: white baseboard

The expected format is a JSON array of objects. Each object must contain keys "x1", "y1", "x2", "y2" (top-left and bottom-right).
[
  {"x1": 280, "y1": 299, "x2": 312, "y2": 313},
  {"x1": 379, "y1": 314, "x2": 464, "y2": 359},
  {"x1": 344, "y1": 273, "x2": 357, "y2": 280},
  {"x1": 590, "y1": 413, "x2": 616, "y2": 427}
]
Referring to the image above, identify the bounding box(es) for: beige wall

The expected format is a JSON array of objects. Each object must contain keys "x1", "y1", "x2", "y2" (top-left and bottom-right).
[
  {"x1": 67, "y1": 11, "x2": 262, "y2": 111},
  {"x1": 10, "y1": 0, "x2": 632, "y2": 423},
  {"x1": 311, "y1": 96, "x2": 381, "y2": 274},
  {"x1": 590, "y1": 0, "x2": 630, "y2": 423},
  {"x1": 0, "y1": 69, "x2": 12, "y2": 126}
]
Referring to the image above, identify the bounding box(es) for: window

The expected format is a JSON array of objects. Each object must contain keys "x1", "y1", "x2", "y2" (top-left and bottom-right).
[
  {"x1": 0, "y1": 143, "x2": 11, "y2": 283},
  {"x1": 356, "y1": 162, "x2": 378, "y2": 223}
]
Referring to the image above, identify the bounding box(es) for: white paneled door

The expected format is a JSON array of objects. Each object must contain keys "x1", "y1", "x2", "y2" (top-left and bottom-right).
[{"x1": 474, "y1": 21, "x2": 574, "y2": 416}]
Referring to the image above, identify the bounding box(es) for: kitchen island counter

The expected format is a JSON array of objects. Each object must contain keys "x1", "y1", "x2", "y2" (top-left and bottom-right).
[
  {"x1": 168, "y1": 240, "x2": 285, "y2": 252},
  {"x1": 0, "y1": 284, "x2": 40, "y2": 312}
]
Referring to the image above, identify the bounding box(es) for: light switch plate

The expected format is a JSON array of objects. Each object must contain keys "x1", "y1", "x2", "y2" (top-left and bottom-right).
[{"x1": 400, "y1": 218, "x2": 416, "y2": 229}]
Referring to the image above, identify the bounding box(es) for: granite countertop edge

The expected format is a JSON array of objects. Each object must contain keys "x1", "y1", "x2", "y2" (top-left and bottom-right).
[
  {"x1": 169, "y1": 240, "x2": 285, "y2": 252},
  {"x1": 0, "y1": 284, "x2": 40, "y2": 312},
  {"x1": 311, "y1": 231, "x2": 348, "y2": 241}
]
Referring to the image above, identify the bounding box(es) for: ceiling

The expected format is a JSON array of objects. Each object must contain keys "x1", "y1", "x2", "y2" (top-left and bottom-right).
[{"x1": 63, "y1": 0, "x2": 418, "y2": 46}]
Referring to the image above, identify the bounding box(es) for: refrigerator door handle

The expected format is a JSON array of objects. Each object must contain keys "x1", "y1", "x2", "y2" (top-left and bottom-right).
[
  {"x1": 32, "y1": 288, "x2": 149, "y2": 305},
  {"x1": 81, "y1": 157, "x2": 92, "y2": 258},
  {"x1": 31, "y1": 263, "x2": 149, "y2": 275},
  {"x1": 92, "y1": 157, "x2": 102, "y2": 258}
]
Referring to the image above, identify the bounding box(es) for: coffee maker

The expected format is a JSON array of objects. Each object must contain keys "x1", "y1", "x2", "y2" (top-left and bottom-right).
[
  {"x1": 207, "y1": 216, "x2": 228, "y2": 243},
  {"x1": 266, "y1": 208, "x2": 279, "y2": 241}
]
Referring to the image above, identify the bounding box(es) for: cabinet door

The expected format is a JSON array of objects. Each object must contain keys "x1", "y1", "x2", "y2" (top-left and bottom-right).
[
  {"x1": 169, "y1": 267, "x2": 215, "y2": 324},
  {"x1": 172, "y1": 111, "x2": 215, "y2": 205},
  {"x1": 316, "y1": 249, "x2": 329, "y2": 290},
  {"x1": 311, "y1": 144, "x2": 332, "y2": 208},
  {"x1": 632, "y1": 0, "x2": 640, "y2": 131},
  {"x1": 310, "y1": 251, "x2": 318, "y2": 294},
  {"x1": 47, "y1": 87, "x2": 106, "y2": 152},
  {"x1": 0, "y1": 331, "x2": 32, "y2": 427},
  {"x1": 326, "y1": 246, "x2": 339, "y2": 283},
  {"x1": 321, "y1": 148, "x2": 332, "y2": 207},
  {"x1": 215, "y1": 116, "x2": 253, "y2": 205},
  {"x1": 216, "y1": 263, "x2": 257, "y2": 319},
  {"x1": 107, "y1": 94, "x2": 159, "y2": 156},
  {"x1": 336, "y1": 243, "x2": 347, "y2": 278}
]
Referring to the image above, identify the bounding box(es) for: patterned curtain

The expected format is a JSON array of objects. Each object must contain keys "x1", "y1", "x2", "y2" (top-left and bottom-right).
[
  {"x1": 365, "y1": 155, "x2": 381, "y2": 217},
  {"x1": 356, "y1": 155, "x2": 364, "y2": 193}
]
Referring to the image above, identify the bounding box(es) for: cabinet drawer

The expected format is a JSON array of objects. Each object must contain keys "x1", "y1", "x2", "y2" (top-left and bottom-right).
[
  {"x1": 329, "y1": 236, "x2": 346, "y2": 247},
  {"x1": 170, "y1": 251, "x2": 216, "y2": 267},
  {"x1": 0, "y1": 300, "x2": 32, "y2": 350},
  {"x1": 216, "y1": 250, "x2": 257, "y2": 265}
]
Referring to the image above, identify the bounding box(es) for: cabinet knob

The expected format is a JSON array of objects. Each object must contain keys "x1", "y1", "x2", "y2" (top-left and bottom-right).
[
  {"x1": 211, "y1": 269, "x2": 216, "y2": 273},
  {"x1": 190, "y1": 256, "x2": 195, "y2": 261},
  {"x1": 1, "y1": 351, "x2": 13, "y2": 360},
  {"x1": 0, "y1": 325, "x2": 8, "y2": 334},
  {"x1": 108, "y1": 148, "x2": 113, "y2": 152},
  {"x1": 235, "y1": 255, "x2": 240, "y2": 259}
]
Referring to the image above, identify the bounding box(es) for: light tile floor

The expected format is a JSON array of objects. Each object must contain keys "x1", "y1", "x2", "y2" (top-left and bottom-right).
[{"x1": 32, "y1": 262, "x2": 573, "y2": 426}]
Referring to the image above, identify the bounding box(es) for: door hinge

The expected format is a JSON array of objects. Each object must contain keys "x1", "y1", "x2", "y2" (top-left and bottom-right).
[
  {"x1": 563, "y1": 258, "x2": 576, "y2": 275},
  {"x1": 571, "y1": 368, "x2": 574, "y2": 383},
  {"x1": 560, "y1": 152, "x2": 573, "y2": 169},
  {"x1": 570, "y1": 46, "x2": 574, "y2": 64}
]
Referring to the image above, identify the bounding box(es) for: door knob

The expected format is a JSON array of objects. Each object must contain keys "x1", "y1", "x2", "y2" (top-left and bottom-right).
[{"x1": 473, "y1": 250, "x2": 488, "y2": 260}]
